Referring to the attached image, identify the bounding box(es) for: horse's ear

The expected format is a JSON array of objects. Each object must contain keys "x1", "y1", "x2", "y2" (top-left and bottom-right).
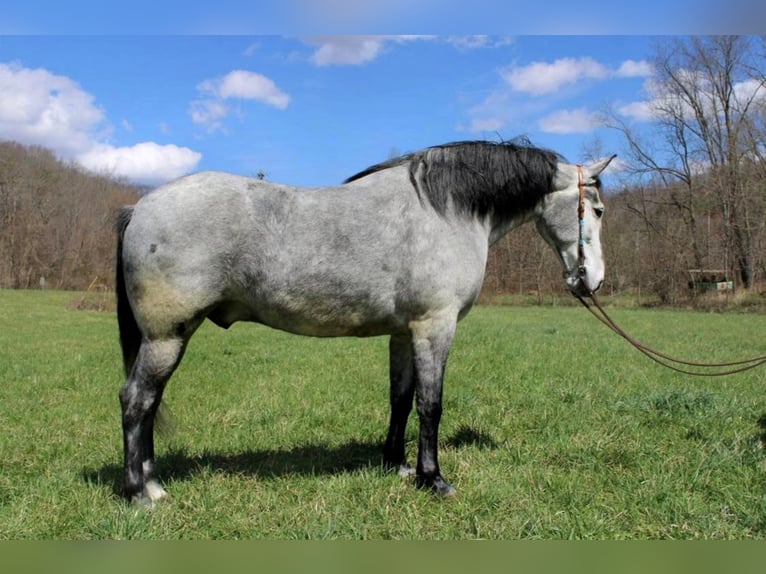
[{"x1": 585, "y1": 154, "x2": 617, "y2": 179}]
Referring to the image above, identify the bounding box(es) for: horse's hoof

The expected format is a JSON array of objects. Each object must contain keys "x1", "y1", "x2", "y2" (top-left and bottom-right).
[
  {"x1": 384, "y1": 460, "x2": 416, "y2": 478},
  {"x1": 416, "y1": 474, "x2": 457, "y2": 497},
  {"x1": 130, "y1": 480, "x2": 170, "y2": 507},
  {"x1": 145, "y1": 479, "x2": 170, "y2": 502},
  {"x1": 433, "y1": 477, "x2": 457, "y2": 497}
]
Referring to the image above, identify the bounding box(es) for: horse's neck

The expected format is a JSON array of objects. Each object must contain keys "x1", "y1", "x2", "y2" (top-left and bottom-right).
[{"x1": 487, "y1": 210, "x2": 536, "y2": 245}]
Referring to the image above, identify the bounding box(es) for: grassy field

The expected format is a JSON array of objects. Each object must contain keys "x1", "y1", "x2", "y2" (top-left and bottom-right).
[{"x1": 2, "y1": 289, "x2": 766, "y2": 539}]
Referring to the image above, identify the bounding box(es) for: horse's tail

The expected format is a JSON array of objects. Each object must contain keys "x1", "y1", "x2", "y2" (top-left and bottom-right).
[{"x1": 116, "y1": 206, "x2": 140, "y2": 377}]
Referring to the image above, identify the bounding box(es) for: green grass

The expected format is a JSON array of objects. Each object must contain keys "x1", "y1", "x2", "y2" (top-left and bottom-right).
[{"x1": 2, "y1": 289, "x2": 766, "y2": 539}]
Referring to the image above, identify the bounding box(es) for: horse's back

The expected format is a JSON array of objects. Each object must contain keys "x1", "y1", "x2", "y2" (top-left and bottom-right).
[{"x1": 121, "y1": 169, "x2": 488, "y2": 338}]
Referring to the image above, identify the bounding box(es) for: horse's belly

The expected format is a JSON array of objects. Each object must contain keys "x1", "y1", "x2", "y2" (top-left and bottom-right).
[
  {"x1": 259, "y1": 307, "x2": 404, "y2": 338},
  {"x1": 216, "y1": 292, "x2": 406, "y2": 338}
]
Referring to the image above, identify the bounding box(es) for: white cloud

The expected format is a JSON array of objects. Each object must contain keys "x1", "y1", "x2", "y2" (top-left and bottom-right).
[
  {"x1": 189, "y1": 98, "x2": 229, "y2": 133},
  {"x1": 191, "y1": 69, "x2": 289, "y2": 132},
  {"x1": 0, "y1": 62, "x2": 201, "y2": 184},
  {"x1": 734, "y1": 78, "x2": 766, "y2": 108},
  {"x1": 617, "y1": 100, "x2": 656, "y2": 122},
  {"x1": 539, "y1": 108, "x2": 602, "y2": 134},
  {"x1": 458, "y1": 87, "x2": 516, "y2": 135},
  {"x1": 78, "y1": 142, "x2": 202, "y2": 184},
  {"x1": 617, "y1": 75, "x2": 766, "y2": 125},
  {"x1": 243, "y1": 43, "x2": 259, "y2": 57},
  {"x1": 216, "y1": 70, "x2": 290, "y2": 109},
  {"x1": 0, "y1": 62, "x2": 105, "y2": 157},
  {"x1": 502, "y1": 57, "x2": 610, "y2": 96},
  {"x1": 458, "y1": 55, "x2": 656, "y2": 135},
  {"x1": 502, "y1": 57, "x2": 653, "y2": 96},
  {"x1": 309, "y1": 36, "x2": 388, "y2": 66},
  {"x1": 304, "y1": 35, "x2": 434, "y2": 66},
  {"x1": 616, "y1": 59, "x2": 653, "y2": 78},
  {"x1": 306, "y1": 35, "x2": 512, "y2": 65},
  {"x1": 616, "y1": 75, "x2": 667, "y2": 122}
]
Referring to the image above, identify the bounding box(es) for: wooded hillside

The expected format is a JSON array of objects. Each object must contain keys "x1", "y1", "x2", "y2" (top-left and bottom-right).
[{"x1": 0, "y1": 141, "x2": 140, "y2": 290}]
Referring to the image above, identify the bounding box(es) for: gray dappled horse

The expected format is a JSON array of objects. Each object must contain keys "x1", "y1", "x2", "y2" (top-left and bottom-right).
[{"x1": 115, "y1": 140, "x2": 615, "y2": 504}]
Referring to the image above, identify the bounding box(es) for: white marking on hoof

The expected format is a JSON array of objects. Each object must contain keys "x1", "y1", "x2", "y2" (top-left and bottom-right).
[
  {"x1": 144, "y1": 480, "x2": 169, "y2": 503},
  {"x1": 398, "y1": 464, "x2": 416, "y2": 478},
  {"x1": 440, "y1": 484, "x2": 458, "y2": 498}
]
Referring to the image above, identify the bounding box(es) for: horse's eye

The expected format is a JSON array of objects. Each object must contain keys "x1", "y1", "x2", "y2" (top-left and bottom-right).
[{"x1": 593, "y1": 206, "x2": 604, "y2": 219}]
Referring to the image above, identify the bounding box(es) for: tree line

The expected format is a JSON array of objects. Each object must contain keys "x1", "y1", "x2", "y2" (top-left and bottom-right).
[{"x1": 1, "y1": 37, "x2": 764, "y2": 307}]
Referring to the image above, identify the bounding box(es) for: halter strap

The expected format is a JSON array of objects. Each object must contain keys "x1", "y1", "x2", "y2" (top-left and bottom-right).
[{"x1": 576, "y1": 165, "x2": 587, "y2": 279}]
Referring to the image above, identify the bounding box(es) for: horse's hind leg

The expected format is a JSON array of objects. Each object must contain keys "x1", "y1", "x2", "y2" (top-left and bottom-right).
[
  {"x1": 384, "y1": 334, "x2": 416, "y2": 477},
  {"x1": 120, "y1": 336, "x2": 185, "y2": 505}
]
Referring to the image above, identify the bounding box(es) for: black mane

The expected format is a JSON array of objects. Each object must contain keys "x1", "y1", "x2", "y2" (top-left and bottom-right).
[{"x1": 344, "y1": 139, "x2": 564, "y2": 218}]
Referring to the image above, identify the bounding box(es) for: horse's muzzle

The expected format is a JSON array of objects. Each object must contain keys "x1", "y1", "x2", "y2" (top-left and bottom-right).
[{"x1": 566, "y1": 269, "x2": 603, "y2": 297}]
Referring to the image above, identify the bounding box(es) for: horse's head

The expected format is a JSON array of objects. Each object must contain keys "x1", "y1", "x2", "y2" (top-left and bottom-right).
[{"x1": 535, "y1": 155, "x2": 616, "y2": 297}]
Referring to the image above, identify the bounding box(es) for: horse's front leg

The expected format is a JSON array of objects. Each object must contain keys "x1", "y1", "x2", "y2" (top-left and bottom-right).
[{"x1": 410, "y1": 313, "x2": 458, "y2": 497}]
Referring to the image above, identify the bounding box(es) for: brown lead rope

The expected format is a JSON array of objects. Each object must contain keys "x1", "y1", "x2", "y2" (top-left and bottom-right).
[{"x1": 575, "y1": 293, "x2": 766, "y2": 376}]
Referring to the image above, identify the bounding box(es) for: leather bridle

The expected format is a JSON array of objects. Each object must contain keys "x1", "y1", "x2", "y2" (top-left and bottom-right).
[{"x1": 576, "y1": 164, "x2": 587, "y2": 280}]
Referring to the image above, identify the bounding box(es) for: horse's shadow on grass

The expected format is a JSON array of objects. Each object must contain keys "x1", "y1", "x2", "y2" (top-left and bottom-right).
[{"x1": 83, "y1": 424, "x2": 498, "y2": 498}]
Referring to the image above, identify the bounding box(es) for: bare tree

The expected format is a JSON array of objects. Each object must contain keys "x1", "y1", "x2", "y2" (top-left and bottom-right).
[{"x1": 604, "y1": 36, "x2": 766, "y2": 289}]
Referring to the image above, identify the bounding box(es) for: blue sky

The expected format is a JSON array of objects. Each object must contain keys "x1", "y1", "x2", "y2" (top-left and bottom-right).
[
  {"x1": 5, "y1": 0, "x2": 764, "y2": 189},
  {"x1": 0, "y1": 35, "x2": 669, "y2": 187}
]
